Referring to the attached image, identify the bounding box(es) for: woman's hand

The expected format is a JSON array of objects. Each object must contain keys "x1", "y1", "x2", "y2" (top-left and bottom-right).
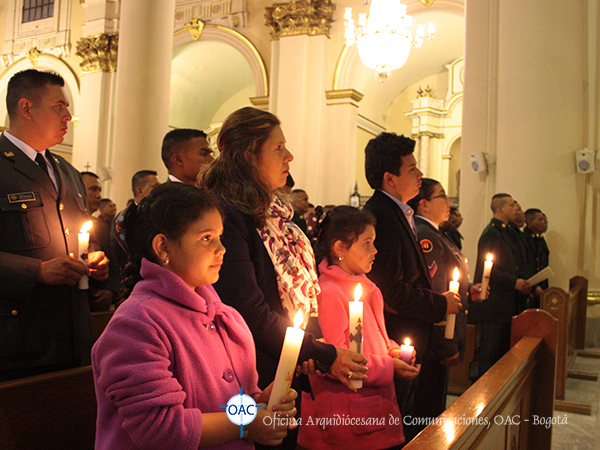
[
  {"x1": 296, "y1": 359, "x2": 317, "y2": 376},
  {"x1": 327, "y1": 347, "x2": 368, "y2": 392},
  {"x1": 392, "y1": 358, "x2": 420, "y2": 380},
  {"x1": 255, "y1": 386, "x2": 297, "y2": 414}
]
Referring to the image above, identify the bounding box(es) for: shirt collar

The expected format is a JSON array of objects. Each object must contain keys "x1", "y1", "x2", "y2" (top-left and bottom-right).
[
  {"x1": 3, "y1": 131, "x2": 47, "y2": 163},
  {"x1": 379, "y1": 189, "x2": 414, "y2": 217},
  {"x1": 168, "y1": 174, "x2": 184, "y2": 183},
  {"x1": 416, "y1": 215, "x2": 439, "y2": 230}
]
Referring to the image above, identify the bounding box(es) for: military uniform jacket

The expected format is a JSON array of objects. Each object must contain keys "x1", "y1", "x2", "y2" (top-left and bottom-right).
[
  {"x1": 415, "y1": 216, "x2": 470, "y2": 362},
  {"x1": 470, "y1": 218, "x2": 519, "y2": 324},
  {"x1": 0, "y1": 134, "x2": 93, "y2": 373},
  {"x1": 522, "y1": 227, "x2": 550, "y2": 290},
  {"x1": 364, "y1": 190, "x2": 447, "y2": 363}
]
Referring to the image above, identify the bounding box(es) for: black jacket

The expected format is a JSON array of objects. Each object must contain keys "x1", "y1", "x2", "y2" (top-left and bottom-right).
[
  {"x1": 0, "y1": 135, "x2": 93, "y2": 375},
  {"x1": 212, "y1": 201, "x2": 336, "y2": 388},
  {"x1": 363, "y1": 190, "x2": 447, "y2": 363}
]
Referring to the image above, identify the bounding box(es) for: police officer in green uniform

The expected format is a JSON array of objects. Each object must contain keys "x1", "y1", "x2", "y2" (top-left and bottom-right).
[{"x1": 0, "y1": 69, "x2": 109, "y2": 381}]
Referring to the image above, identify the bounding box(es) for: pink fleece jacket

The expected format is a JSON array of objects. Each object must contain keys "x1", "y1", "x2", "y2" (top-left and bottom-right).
[
  {"x1": 92, "y1": 258, "x2": 260, "y2": 450},
  {"x1": 297, "y1": 261, "x2": 404, "y2": 450}
]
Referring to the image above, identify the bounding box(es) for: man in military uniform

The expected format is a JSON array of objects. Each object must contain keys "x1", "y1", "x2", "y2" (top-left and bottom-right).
[
  {"x1": 0, "y1": 69, "x2": 108, "y2": 381},
  {"x1": 470, "y1": 193, "x2": 531, "y2": 378},
  {"x1": 523, "y1": 208, "x2": 550, "y2": 307}
]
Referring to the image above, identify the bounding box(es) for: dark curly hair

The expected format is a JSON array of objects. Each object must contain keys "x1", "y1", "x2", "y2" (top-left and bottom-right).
[
  {"x1": 119, "y1": 183, "x2": 221, "y2": 301},
  {"x1": 364, "y1": 132, "x2": 415, "y2": 190}
]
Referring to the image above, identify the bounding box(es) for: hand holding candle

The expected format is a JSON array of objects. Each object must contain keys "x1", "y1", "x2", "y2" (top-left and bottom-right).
[
  {"x1": 78, "y1": 220, "x2": 92, "y2": 290},
  {"x1": 399, "y1": 338, "x2": 414, "y2": 365},
  {"x1": 445, "y1": 267, "x2": 460, "y2": 339},
  {"x1": 480, "y1": 253, "x2": 493, "y2": 300},
  {"x1": 348, "y1": 283, "x2": 364, "y2": 389},
  {"x1": 267, "y1": 310, "x2": 305, "y2": 411}
]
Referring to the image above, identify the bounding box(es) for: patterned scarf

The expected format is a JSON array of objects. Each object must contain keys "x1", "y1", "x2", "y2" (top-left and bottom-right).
[{"x1": 258, "y1": 196, "x2": 320, "y2": 325}]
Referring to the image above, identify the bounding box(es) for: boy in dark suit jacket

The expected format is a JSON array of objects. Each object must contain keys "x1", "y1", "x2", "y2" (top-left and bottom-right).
[{"x1": 363, "y1": 132, "x2": 461, "y2": 437}]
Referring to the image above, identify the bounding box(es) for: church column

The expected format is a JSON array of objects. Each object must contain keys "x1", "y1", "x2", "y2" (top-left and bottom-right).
[
  {"x1": 419, "y1": 134, "x2": 430, "y2": 176},
  {"x1": 73, "y1": 0, "x2": 119, "y2": 180},
  {"x1": 461, "y1": 0, "x2": 593, "y2": 288},
  {"x1": 109, "y1": 0, "x2": 175, "y2": 206},
  {"x1": 265, "y1": 0, "x2": 335, "y2": 203},
  {"x1": 324, "y1": 89, "x2": 363, "y2": 204}
]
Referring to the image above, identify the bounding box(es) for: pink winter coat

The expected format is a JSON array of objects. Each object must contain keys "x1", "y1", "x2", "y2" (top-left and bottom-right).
[
  {"x1": 298, "y1": 261, "x2": 405, "y2": 450},
  {"x1": 92, "y1": 258, "x2": 260, "y2": 450}
]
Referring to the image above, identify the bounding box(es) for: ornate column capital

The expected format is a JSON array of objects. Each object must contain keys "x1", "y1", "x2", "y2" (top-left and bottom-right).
[
  {"x1": 75, "y1": 32, "x2": 119, "y2": 74},
  {"x1": 265, "y1": 0, "x2": 335, "y2": 39}
]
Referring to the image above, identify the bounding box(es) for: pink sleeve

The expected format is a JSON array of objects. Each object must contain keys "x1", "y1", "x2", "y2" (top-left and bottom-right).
[
  {"x1": 318, "y1": 288, "x2": 394, "y2": 388},
  {"x1": 93, "y1": 316, "x2": 202, "y2": 450}
]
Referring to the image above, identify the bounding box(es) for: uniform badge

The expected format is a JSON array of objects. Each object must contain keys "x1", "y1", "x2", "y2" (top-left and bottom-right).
[
  {"x1": 7, "y1": 192, "x2": 36, "y2": 203},
  {"x1": 420, "y1": 239, "x2": 433, "y2": 253},
  {"x1": 428, "y1": 261, "x2": 438, "y2": 277}
]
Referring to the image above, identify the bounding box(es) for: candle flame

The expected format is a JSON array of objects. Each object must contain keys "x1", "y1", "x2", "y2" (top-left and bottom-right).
[
  {"x1": 453, "y1": 267, "x2": 460, "y2": 282},
  {"x1": 354, "y1": 283, "x2": 362, "y2": 302},
  {"x1": 80, "y1": 220, "x2": 93, "y2": 233},
  {"x1": 404, "y1": 338, "x2": 411, "y2": 346},
  {"x1": 293, "y1": 310, "x2": 304, "y2": 329},
  {"x1": 486, "y1": 253, "x2": 493, "y2": 262}
]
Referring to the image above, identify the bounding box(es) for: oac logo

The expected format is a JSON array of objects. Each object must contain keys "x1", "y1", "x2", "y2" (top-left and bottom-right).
[{"x1": 220, "y1": 387, "x2": 264, "y2": 438}]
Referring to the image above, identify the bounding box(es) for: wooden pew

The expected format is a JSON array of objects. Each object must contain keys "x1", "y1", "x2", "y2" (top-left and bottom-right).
[
  {"x1": 404, "y1": 309, "x2": 557, "y2": 450},
  {"x1": 448, "y1": 323, "x2": 477, "y2": 395},
  {"x1": 541, "y1": 276, "x2": 596, "y2": 415},
  {"x1": 91, "y1": 310, "x2": 114, "y2": 343},
  {"x1": 0, "y1": 365, "x2": 96, "y2": 450}
]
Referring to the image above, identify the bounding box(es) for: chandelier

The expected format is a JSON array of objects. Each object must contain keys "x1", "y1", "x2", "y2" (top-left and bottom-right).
[{"x1": 344, "y1": 0, "x2": 435, "y2": 84}]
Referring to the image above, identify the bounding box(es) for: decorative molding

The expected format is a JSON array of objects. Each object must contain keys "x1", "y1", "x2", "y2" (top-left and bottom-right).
[
  {"x1": 250, "y1": 96, "x2": 270, "y2": 110},
  {"x1": 325, "y1": 89, "x2": 363, "y2": 103},
  {"x1": 26, "y1": 47, "x2": 41, "y2": 66},
  {"x1": 357, "y1": 114, "x2": 386, "y2": 136},
  {"x1": 75, "y1": 33, "x2": 119, "y2": 74},
  {"x1": 265, "y1": 0, "x2": 335, "y2": 39},
  {"x1": 185, "y1": 18, "x2": 205, "y2": 40},
  {"x1": 174, "y1": 0, "x2": 247, "y2": 31},
  {"x1": 412, "y1": 131, "x2": 444, "y2": 139}
]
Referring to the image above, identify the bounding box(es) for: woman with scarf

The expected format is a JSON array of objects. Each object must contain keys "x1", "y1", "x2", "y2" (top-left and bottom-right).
[{"x1": 200, "y1": 107, "x2": 367, "y2": 449}]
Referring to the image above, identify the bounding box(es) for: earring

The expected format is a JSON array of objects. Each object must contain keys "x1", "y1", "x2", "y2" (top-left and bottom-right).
[
  {"x1": 338, "y1": 256, "x2": 344, "y2": 261},
  {"x1": 164, "y1": 256, "x2": 170, "y2": 265}
]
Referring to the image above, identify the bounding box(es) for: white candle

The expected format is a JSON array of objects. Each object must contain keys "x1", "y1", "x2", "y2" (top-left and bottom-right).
[
  {"x1": 78, "y1": 220, "x2": 92, "y2": 290},
  {"x1": 399, "y1": 338, "x2": 414, "y2": 364},
  {"x1": 480, "y1": 253, "x2": 493, "y2": 300},
  {"x1": 267, "y1": 310, "x2": 305, "y2": 411},
  {"x1": 445, "y1": 267, "x2": 460, "y2": 339},
  {"x1": 348, "y1": 283, "x2": 364, "y2": 389}
]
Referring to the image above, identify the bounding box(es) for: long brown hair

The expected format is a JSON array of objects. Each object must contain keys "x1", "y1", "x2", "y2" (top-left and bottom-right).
[{"x1": 199, "y1": 107, "x2": 280, "y2": 227}]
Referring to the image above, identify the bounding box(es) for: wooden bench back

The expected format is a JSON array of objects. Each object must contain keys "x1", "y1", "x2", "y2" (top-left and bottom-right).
[{"x1": 0, "y1": 365, "x2": 96, "y2": 450}]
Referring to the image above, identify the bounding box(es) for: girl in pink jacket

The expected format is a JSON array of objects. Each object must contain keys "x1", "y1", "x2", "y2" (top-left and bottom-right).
[
  {"x1": 92, "y1": 183, "x2": 297, "y2": 450},
  {"x1": 298, "y1": 206, "x2": 420, "y2": 450}
]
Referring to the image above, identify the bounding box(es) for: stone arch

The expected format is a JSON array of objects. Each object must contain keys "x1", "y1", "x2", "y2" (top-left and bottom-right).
[{"x1": 173, "y1": 24, "x2": 268, "y2": 97}]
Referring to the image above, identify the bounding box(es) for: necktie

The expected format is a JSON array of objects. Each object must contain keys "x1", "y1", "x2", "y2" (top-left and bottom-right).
[{"x1": 35, "y1": 152, "x2": 50, "y2": 179}]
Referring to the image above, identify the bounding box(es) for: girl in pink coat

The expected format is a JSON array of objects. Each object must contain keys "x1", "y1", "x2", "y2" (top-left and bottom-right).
[
  {"x1": 92, "y1": 183, "x2": 297, "y2": 450},
  {"x1": 298, "y1": 206, "x2": 420, "y2": 450}
]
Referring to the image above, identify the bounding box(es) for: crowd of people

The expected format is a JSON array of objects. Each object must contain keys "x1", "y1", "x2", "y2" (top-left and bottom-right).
[{"x1": 0, "y1": 69, "x2": 550, "y2": 449}]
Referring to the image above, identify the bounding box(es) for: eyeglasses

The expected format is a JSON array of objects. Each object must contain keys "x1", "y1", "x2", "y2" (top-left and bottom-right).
[{"x1": 429, "y1": 194, "x2": 450, "y2": 202}]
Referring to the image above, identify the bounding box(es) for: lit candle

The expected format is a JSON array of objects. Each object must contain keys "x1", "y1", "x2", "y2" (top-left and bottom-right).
[
  {"x1": 399, "y1": 338, "x2": 414, "y2": 365},
  {"x1": 445, "y1": 267, "x2": 460, "y2": 339},
  {"x1": 348, "y1": 283, "x2": 364, "y2": 389},
  {"x1": 78, "y1": 220, "x2": 92, "y2": 290},
  {"x1": 267, "y1": 310, "x2": 305, "y2": 411},
  {"x1": 480, "y1": 253, "x2": 493, "y2": 300}
]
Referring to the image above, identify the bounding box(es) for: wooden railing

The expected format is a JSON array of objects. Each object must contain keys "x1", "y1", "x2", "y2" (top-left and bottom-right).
[
  {"x1": 0, "y1": 365, "x2": 96, "y2": 450},
  {"x1": 541, "y1": 276, "x2": 596, "y2": 415},
  {"x1": 404, "y1": 309, "x2": 557, "y2": 450}
]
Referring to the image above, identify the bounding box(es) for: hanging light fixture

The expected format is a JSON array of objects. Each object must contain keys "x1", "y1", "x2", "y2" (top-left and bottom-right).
[{"x1": 344, "y1": 0, "x2": 435, "y2": 84}]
